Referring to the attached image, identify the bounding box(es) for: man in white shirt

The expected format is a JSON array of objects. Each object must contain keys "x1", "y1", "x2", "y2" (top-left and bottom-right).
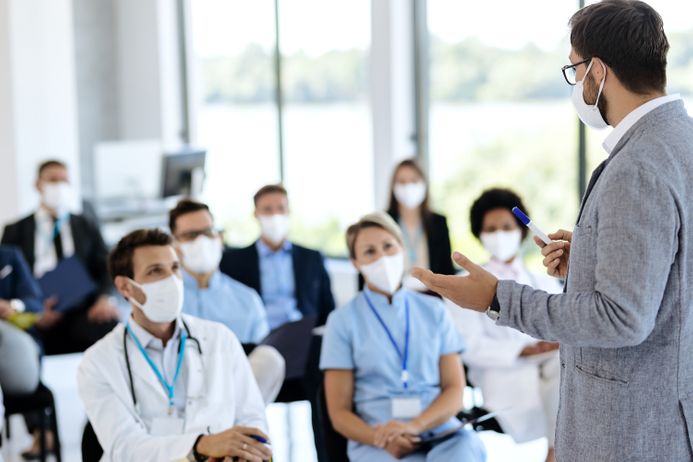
[{"x1": 78, "y1": 228, "x2": 272, "y2": 461}]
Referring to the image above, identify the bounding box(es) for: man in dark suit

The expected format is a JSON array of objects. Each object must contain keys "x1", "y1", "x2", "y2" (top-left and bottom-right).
[
  {"x1": 220, "y1": 184, "x2": 335, "y2": 329},
  {"x1": 1, "y1": 160, "x2": 118, "y2": 355},
  {"x1": 220, "y1": 184, "x2": 335, "y2": 461}
]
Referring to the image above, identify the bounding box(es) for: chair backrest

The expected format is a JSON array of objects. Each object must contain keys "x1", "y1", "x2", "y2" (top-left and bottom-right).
[
  {"x1": 81, "y1": 422, "x2": 103, "y2": 462},
  {"x1": 316, "y1": 383, "x2": 349, "y2": 462}
]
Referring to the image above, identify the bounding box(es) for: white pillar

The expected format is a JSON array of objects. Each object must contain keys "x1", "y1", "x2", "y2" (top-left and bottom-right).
[
  {"x1": 370, "y1": 0, "x2": 417, "y2": 210},
  {"x1": 114, "y1": 0, "x2": 185, "y2": 149},
  {"x1": 0, "y1": 0, "x2": 81, "y2": 226}
]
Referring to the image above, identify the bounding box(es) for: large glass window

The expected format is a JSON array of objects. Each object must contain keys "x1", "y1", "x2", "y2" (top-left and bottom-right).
[
  {"x1": 189, "y1": 0, "x2": 280, "y2": 244},
  {"x1": 189, "y1": 0, "x2": 371, "y2": 255},
  {"x1": 427, "y1": 1, "x2": 580, "y2": 268},
  {"x1": 280, "y1": 0, "x2": 372, "y2": 256},
  {"x1": 586, "y1": 0, "x2": 693, "y2": 173}
]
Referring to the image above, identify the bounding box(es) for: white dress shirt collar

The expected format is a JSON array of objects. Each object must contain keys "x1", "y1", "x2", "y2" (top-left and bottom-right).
[{"x1": 602, "y1": 94, "x2": 682, "y2": 154}]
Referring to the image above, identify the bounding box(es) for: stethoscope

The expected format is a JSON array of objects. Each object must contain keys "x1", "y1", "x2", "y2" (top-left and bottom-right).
[{"x1": 123, "y1": 319, "x2": 204, "y2": 413}]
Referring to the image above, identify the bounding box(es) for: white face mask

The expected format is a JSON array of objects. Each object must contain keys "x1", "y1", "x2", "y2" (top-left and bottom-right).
[
  {"x1": 481, "y1": 229, "x2": 522, "y2": 263},
  {"x1": 394, "y1": 182, "x2": 427, "y2": 210},
  {"x1": 42, "y1": 181, "x2": 73, "y2": 214},
  {"x1": 571, "y1": 59, "x2": 608, "y2": 129},
  {"x1": 128, "y1": 275, "x2": 184, "y2": 323},
  {"x1": 179, "y1": 235, "x2": 222, "y2": 274},
  {"x1": 360, "y1": 252, "x2": 404, "y2": 295},
  {"x1": 259, "y1": 214, "x2": 290, "y2": 245}
]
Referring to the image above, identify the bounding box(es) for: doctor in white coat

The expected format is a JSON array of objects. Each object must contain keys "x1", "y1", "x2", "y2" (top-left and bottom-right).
[
  {"x1": 446, "y1": 189, "x2": 561, "y2": 462},
  {"x1": 77, "y1": 228, "x2": 272, "y2": 462}
]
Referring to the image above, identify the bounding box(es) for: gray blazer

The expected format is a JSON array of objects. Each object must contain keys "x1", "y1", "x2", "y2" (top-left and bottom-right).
[{"x1": 496, "y1": 100, "x2": 693, "y2": 461}]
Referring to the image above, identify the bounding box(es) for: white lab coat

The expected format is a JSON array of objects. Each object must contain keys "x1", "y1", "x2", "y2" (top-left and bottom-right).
[
  {"x1": 77, "y1": 314, "x2": 267, "y2": 462},
  {"x1": 447, "y1": 258, "x2": 563, "y2": 444}
]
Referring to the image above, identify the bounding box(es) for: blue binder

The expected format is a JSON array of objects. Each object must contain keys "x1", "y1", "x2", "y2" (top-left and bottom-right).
[{"x1": 38, "y1": 256, "x2": 98, "y2": 312}]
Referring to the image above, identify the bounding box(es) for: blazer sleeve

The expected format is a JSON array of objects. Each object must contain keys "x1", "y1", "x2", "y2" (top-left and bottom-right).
[
  {"x1": 79, "y1": 218, "x2": 112, "y2": 295},
  {"x1": 1, "y1": 223, "x2": 19, "y2": 247},
  {"x1": 428, "y1": 214, "x2": 455, "y2": 276},
  {"x1": 9, "y1": 247, "x2": 43, "y2": 312},
  {"x1": 316, "y1": 253, "x2": 335, "y2": 326},
  {"x1": 496, "y1": 161, "x2": 678, "y2": 348}
]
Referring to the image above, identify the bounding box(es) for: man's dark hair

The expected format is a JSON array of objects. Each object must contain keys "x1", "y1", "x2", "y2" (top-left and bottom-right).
[
  {"x1": 37, "y1": 160, "x2": 67, "y2": 179},
  {"x1": 168, "y1": 198, "x2": 211, "y2": 234},
  {"x1": 108, "y1": 228, "x2": 172, "y2": 279},
  {"x1": 570, "y1": 0, "x2": 669, "y2": 94},
  {"x1": 253, "y1": 184, "x2": 288, "y2": 206},
  {"x1": 470, "y1": 188, "x2": 529, "y2": 240}
]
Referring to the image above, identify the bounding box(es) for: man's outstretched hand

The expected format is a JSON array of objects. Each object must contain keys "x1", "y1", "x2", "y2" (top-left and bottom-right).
[{"x1": 411, "y1": 252, "x2": 498, "y2": 312}]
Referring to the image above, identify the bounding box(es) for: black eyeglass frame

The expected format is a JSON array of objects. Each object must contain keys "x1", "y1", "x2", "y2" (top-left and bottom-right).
[{"x1": 561, "y1": 57, "x2": 592, "y2": 86}]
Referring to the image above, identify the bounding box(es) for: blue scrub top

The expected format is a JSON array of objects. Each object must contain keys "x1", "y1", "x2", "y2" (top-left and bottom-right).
[
  {"x1": 320, "y1": 287, "x2": 464, "y2": 427},
  {"x1": 182, "y1": 269, "x2": 270, "y2": 344}
]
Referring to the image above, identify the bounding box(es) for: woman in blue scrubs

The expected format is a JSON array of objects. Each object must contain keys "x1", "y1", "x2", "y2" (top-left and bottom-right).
[{"x1": 320, "y1": 212, "x2": 486, "y2": 462}]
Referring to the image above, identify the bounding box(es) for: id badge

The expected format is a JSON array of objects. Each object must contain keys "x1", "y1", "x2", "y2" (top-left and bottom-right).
[
  {"x1": 391, "y1": 397, "x2": 422, "y2": 419},
  {"x1": 150, "y1": 416, "x2": 185, "y2": 436}
]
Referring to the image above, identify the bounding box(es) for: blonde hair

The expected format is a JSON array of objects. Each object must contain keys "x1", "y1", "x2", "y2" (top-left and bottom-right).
[{"x1": 346, "y1": 212, "x2": 404, "y2": 259}]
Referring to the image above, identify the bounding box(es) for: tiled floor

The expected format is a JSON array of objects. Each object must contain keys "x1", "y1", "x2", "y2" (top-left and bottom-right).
[{"x1": 1, "y1": 354, "x2": 548, "y2": 462}]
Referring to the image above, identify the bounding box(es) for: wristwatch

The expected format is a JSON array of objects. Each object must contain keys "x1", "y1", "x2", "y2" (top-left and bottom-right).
[
  {"x1": 10, "y1": 299, "x2": 25, "y2": 313},
  {"x1": 485, "y1": 294, "x2": 501, "y2": 321},
  {"x1": 188, "y1": 434, "x2": 207, "y2": 462}
]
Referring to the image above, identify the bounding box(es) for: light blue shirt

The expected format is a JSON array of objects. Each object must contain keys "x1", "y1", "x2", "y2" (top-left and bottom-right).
[
  {"x1": 182, "y1": 270, "x2": 269, "y2": 344},
  {"x1": 320, "y1": 287, "x2": 464, "y2": 427},
  {"x1": 256, "y1": 240, "x2": 303, "y2": 329}
]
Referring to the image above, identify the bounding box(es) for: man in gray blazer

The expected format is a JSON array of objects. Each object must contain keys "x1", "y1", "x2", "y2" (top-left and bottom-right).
[{"x1": 414, "y1": 1, "x2": 693, "y2": 461}]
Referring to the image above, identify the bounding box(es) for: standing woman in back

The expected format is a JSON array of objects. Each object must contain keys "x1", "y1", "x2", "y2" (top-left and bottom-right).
[{"x1": 387, "y1": 159, "x2": 455, "y2": 290}]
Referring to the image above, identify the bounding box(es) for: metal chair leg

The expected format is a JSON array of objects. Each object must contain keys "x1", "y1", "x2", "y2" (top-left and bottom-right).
[{"x1": 39, "y1": 407, "x2": 49, "y2": 462}]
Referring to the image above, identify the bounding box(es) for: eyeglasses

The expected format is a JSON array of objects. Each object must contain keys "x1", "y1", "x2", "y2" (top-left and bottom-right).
[
  {"x1": 175, "y1": 227, "x2": 219, "y2": 242},
  {"x1": 561, "y1": 58, "x2": 591, "y2": 86}
]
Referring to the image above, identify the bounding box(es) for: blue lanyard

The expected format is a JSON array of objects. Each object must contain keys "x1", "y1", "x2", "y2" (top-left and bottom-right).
[
  {"x1": 399, "y1": 221, "x2": 424, "y2": 266},
  {"x1": 126, "y1": 323, "x2": 187, "y2": 414},
  {"x1": 363, "y1": 292, "x2": 411, "y2": 389}
]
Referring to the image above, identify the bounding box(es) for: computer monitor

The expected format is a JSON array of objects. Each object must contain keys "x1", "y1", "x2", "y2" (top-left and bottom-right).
[{"x1": 161, "y1": 149, "x2": 207, "y2": 198}]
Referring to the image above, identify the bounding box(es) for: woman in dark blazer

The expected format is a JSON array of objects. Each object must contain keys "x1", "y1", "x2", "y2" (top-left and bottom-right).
[{"x1": 386, "y1": 159, "x2": 455, "y2": 288}]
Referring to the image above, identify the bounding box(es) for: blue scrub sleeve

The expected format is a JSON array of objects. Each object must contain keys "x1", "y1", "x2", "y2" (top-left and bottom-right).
[
  {"x1": 250, "y1": 291, "x2": 271, "y2": 343},
  {"x1": 438, "y1": 301, "x2": 465, "y2": 355},
  {"x1": 319, "y1": 310, "x2": 355, "y2": 370}
]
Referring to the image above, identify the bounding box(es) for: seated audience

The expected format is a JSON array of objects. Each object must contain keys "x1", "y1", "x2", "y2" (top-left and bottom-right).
[
  {"x1": 1, "y1": 159, "x2": 118, "y2": 355},
  {"x1": 448, "y1": 188, "x2": 562, "y2": 462},
  {"x1": 220, "y1": 184, "x2": 336, "y2": 460},
  {"x1": 1, "y1": 245, "x2": 50, "y2": 459},
  {"x1": 386, "y1": 159, "x2": 455, "y2": 290},
  {"x1": 78, "y1": 229, "x2": 271, "y2": 461},
  {"x1": 0, "y1": 245, "x2": 41, "y2": 393},
  {"x1": 170, "y1": 198, "x2": 285, "y2": 404},
  {"x1": 321, "y1": 212, "x2": 486, "y2": 462}
]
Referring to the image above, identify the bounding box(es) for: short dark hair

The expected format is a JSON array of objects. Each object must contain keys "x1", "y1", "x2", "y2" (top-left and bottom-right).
[
  {"x1": 168, "y1": 198, "x2": 211, "y2": 234},
  {"x1": 470, "y1": 188, "x2": 528, "y2": 240},
  {"x1": 37, "y1": 160, "x2": 67, "y2": 179},
  {"x1": 253, "y1": 184, "x2": 288, "y2": 206},
  {"x1": 386, "y1": 159, "x2": 432, "y2": 221},
  {"x1": 569, "y1": 0, "x2": 669, "y2": 94},
  {"x1": 108, "y1": 228, "x2": 172, "y2": 279}
]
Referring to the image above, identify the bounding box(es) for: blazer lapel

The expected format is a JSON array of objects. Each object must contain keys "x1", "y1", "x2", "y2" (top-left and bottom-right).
[{"x1": 24, "y1": 216, "x2": 37, "y2": 271}]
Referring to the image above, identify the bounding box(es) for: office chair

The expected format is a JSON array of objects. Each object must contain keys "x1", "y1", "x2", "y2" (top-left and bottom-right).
[{"x1": 2, "y1": 383, "x2": 62, "y2": 462}]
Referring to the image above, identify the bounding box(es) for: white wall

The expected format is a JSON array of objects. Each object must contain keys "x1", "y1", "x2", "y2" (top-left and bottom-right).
[{"x1": 0, "y1": 0, "x2": 81, "y2": 226}]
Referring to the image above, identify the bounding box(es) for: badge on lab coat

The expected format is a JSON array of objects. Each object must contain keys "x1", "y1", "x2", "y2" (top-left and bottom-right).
[
  {"x1": 150, "y1": 416, "x2": 185, "y2": 436},
  {"x1": 391, "y1": 397, "x2": 422, "y2": 419}
]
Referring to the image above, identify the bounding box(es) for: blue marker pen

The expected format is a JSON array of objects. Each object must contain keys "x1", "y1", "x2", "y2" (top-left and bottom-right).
[
  {"x1": 512, "y1": 207, "x2": 552, "y2": 245},
  {"x1": 250, "y1": 435, "x2": 270, "y2": 445}
]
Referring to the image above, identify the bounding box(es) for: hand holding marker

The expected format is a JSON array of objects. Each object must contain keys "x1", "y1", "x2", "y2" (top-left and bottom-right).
[{"x1": 512, "y1": 207, "x2": 553, "y2": 245}]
